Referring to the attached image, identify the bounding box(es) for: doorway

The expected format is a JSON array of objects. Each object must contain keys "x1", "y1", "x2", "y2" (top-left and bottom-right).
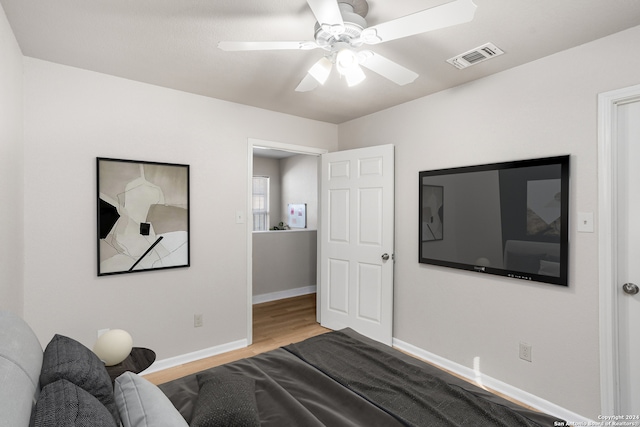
[
  {"x1": 246, "y1": 139, "x2": 327, "y2": 345},
  {"x1": 598, "y1": 83, "x2": 640, "y2": 415}
]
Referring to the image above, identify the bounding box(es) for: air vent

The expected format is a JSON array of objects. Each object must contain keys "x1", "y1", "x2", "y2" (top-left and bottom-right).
[{"x1": 447, "y1": 43, "x2": 504, "y2": 69}]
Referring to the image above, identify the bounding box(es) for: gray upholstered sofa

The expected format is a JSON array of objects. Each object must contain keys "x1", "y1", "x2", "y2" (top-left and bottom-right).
[
  {"x1": 0, "y1": 310, "x2": 43, "y2": 427},
  {"x1": 0, "y1": 310, "x2": 187, "y2": 427}
]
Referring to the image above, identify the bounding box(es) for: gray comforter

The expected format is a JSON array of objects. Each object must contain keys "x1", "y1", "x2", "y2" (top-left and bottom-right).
[{"x1": 159, "y1": 329, "x2": 563, "y2": 426}]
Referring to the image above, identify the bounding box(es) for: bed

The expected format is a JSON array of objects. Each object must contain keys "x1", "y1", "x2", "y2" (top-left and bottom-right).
[
  {"x1": 159, "y1": 328, "x2": 564, "y2": 427},
  {"x1": 1, "y1": 308, "x2": 564, "y2": 426}
]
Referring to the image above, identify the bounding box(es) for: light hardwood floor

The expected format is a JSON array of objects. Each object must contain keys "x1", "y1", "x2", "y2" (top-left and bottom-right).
[{"x1": 143, "y1": 293, "x2": 329, "y2": 385}]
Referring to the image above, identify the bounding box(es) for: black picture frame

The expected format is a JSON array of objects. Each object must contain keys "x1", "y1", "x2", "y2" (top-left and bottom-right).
[{"x1": 97, "y1": 157, "x2": 190, "y2": 276}]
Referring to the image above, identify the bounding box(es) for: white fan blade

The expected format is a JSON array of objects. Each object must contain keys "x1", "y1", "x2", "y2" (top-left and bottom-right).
[
  {"x1": 295, "y1": 73, "x2": 320, "y2": 92},
  {"x1": 359, "y1": 51, "x2": 418, "y2": 86},
  {"x1": 306, "y1": 0, "x2": 345, "y2": 36},
  {"x1": 218, "y1": 41, "x2": 318, "y2": 51},
  {"x1": 360, "y1": 0, "x2": 477, "y2": 45}
]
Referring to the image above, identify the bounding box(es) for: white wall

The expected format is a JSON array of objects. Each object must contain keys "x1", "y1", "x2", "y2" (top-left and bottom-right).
[
  {"x1": 281, "y1": 154, "x2": 318, "y2": 229},
  {"x1": 0, "y1": 3, "x2": 24, "y2": 316},
  {"x1": 22, "y1": 58, "x2": 338, "y2": 360},
  {"x1": 338, "y1": 25, "x2": 640, "y2": 420}
]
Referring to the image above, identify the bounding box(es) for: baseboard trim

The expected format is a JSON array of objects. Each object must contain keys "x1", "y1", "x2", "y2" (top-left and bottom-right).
[
  {"x1": 392, "y1": 337, "x2": 593, "y2": 425},
  {"x1": 252, "y1": 285, "x2": 317, "y2": 305},
  {"x1": 141, "y1": 338, "x2": 248, "y2": 376}
]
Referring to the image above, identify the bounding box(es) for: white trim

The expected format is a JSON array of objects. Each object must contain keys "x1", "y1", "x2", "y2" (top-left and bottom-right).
[
  {"x1": 249, "y1": 138, "x2": 327, "y2": 157},
  {"x1": 140, "y1": 339, "x2": 248, "y2": 376},
  {"x1": 597, "y1": 83, "x2": 640, "y2": 415},
  {"x1": 247, "y1": 142, "x2": 254, "y2": 345},
  {"x1": 252, "y1": 286, "x2": 317, "y2": 305},
  {"x1": 246, "y1": 138, "x2": 328, "y2": 346},
  {"x1": 393, "y1": 338, "x2": 593, "y2": 424}
]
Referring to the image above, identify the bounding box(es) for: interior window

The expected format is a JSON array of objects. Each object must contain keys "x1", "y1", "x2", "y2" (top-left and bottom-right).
[{"x1": 252, "y1": 176, "x2": 269, "y2": 231}]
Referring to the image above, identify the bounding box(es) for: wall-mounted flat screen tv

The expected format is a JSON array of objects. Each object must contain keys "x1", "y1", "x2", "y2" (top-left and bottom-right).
[{"x1": 419, "y1": 155, "x2": 569, "y2": 286}]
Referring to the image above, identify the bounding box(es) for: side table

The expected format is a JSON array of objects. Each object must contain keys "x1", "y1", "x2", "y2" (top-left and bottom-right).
[{"x1": 106, "y1": 347, "x2": 156, "y2": 383}]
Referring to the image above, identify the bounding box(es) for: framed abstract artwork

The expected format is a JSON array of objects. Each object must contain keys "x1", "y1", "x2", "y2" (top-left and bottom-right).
[
  {"x1": 97, "y1": 158, "x2": 190, "y2": 276},
  {"x1": 287, "y1": 203, "x2": 307, "y2": 229}
]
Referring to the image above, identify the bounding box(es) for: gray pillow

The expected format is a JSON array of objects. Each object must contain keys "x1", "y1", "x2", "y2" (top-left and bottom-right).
[
  {"x1": 115, "y1": 371, "x2": 188, "y2": 427},
  {"x1": 40, "y1": 334, "x2": 120, "y2": 424},
  {"x1": 33, "y1": 379, "x2": 118, "y2": 427},
  {"x1": 190, "y1": 371, "x2": 260, "y2": 427}
]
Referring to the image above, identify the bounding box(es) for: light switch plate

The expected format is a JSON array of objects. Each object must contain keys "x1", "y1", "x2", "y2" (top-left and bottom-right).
[
  {"x1": 577, "y1": 212, "x2": 594, "y2": 233},
  {"x1": 236, "y1": 210, "x2": 245, "y2": 224}
]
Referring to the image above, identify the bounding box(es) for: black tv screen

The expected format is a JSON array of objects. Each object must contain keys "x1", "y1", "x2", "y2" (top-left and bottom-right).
[{"x1": 419, "y1": 155, "x2": 569, "y2": 286}]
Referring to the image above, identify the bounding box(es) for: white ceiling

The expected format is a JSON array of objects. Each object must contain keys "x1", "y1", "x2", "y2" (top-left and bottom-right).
[{"x1": 3, "y1": 0, "x2": 640, "y2": 124}]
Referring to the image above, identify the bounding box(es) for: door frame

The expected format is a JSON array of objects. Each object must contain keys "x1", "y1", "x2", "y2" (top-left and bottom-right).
[
  {"x1": 597, "y1": 83, "x2": 640, "y2": 414},
  {"x1": 246, "y1": 138, "x2": 327, "y2": 345}
]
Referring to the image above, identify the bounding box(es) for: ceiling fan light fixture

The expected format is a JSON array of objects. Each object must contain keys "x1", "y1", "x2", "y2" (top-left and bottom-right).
[
  {"x1": 308, "y1": 57, "x2": 333, "y2": 85},
  {"x1": 336, "y1": 48, "x2": 358, "y2": 74},
  {"x1": 345, "y1": 64, "x2": 366, "y2": 87},
  {"x1": 219, "y1": 0, "x2": 479, "y2": 93},
  {"x1": 335, "y1": 48, "x2": 366, "y2": 87}
]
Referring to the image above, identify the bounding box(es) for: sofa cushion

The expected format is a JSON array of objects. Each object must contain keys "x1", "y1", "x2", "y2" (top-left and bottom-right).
[
  {"x1": 114, "y1": 371, "x2": 188, "y2": 427},
  {"x1": 33, "y1": 379, "x2": 118, "y2": 427},
  {"x1": 0, "y1": 310, "x2": 44, "y2": 427},
  {"x1": 40, "y1": 334, "x2": 120, "y2": 424}
]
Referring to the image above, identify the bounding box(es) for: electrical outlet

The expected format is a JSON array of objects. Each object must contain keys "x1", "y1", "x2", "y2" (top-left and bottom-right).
[
  {"x1": 194, "y1": 314, "x2": 203, "y2": 328},
  {"x1": 519, "y1": 342, "x2": 532, "y2": 362}
]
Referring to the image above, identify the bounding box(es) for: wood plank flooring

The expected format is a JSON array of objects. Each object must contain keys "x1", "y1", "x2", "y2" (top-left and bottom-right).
[{"x1": 143, "y1": 293, "x2": 329, "y2": 385}]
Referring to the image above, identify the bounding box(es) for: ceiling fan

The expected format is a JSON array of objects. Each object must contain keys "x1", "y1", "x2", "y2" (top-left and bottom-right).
[{"x1": 218, "y1": 0, "x2": 477, "y2": 92}]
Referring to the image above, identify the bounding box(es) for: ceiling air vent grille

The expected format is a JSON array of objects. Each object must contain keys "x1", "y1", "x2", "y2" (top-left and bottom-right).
[{"x1": 447, "y1": 43, "x2": 504, "y2": 70}]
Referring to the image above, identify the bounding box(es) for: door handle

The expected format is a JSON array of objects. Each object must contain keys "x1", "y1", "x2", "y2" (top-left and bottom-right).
[
  {"x1": 381, "y1": 253, "x2": 390, "y2": 261},
  {"x1": 623, "y1": 283, "x2": 639, "y2": 295}
]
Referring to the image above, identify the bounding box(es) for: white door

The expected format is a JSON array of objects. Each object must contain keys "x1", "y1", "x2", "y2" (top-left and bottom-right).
[
  {"x1": 319, "y1": 144, "x2": 394, "y2": 345},
  {"x1": 616, "y1": 100, "x2": 640, "y2": 415}
]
